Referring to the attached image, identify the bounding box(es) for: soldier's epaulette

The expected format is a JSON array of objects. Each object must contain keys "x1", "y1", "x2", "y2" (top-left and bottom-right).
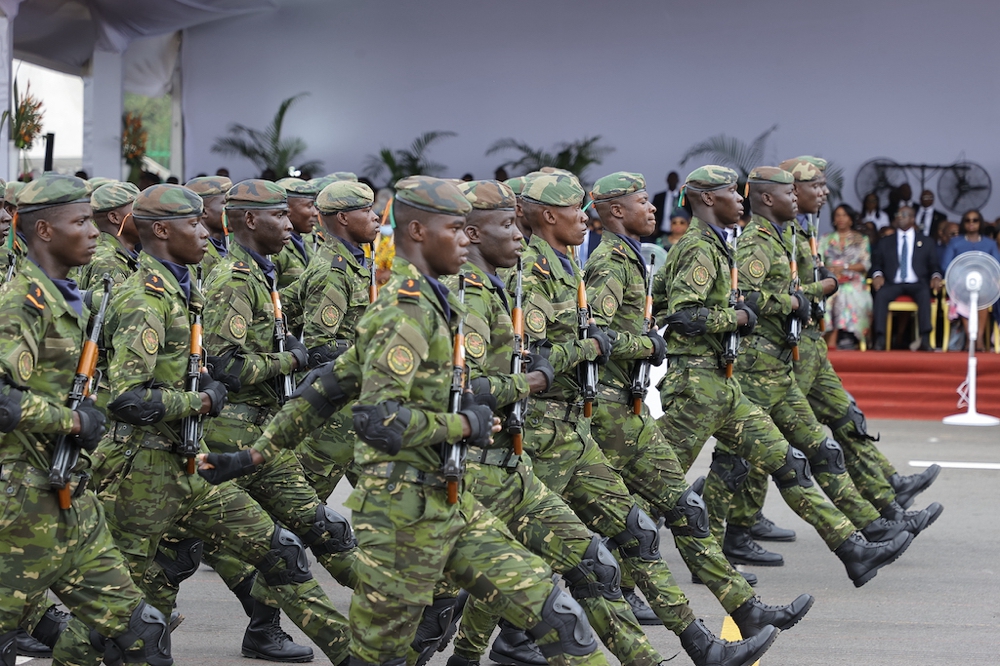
[
  {"x1": 532, "y1": 256, "x2": 551, "y2": 278},
  {"x1": 397, "y1": 277, "x2": 421, "y2": 303},
  {"x1": 462, "y1": 272, "x2": 485, "y2": 289},
  {"x1": 24, "y1": 283, "x2": 46, "y2": 315},
  {"x1": 330, "y1": 253, "x2": 348, "y2": 272},
  {"x1": 231, "y1": 261, "x2": 252, "y2": 279},
  {"x1": 611, "y1": 244, "x2": 630, "y2": 261},
  {"x1": 144, "y1": 274, "x2": 166, "y2": 297}
]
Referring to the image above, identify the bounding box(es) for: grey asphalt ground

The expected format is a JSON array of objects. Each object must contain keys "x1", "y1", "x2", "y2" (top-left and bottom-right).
[{"x1": 18, "y1": 418, "x2": 999, "y2": 665}]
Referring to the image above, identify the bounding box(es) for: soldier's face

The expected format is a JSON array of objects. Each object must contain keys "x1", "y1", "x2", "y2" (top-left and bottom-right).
[
  {"x1": 424, "y1": 214, "x2": 469, "y2": 276},
  {"x1": 252, "y1": 208, "x2": 292, "y2": 255},
  {"x1": 202, "y1": 195, "x2": 225, "y2": 234},
  {"x1": 712, "y1": 184, "x2": 744, "y2": 226},
  {"x1": 478, "y1": 210, "x2": 521, "y2": 270},
  {"x1": 794, "y1": 181, "x2": 822, "y2": 215},
  {"x1": 47, "y1": 203, "x2": 99, "y2": 267},
  {"x1": 553, "y1": 203, "x2": 587, "y2": 247},
  {"x1": 620, "y1": 191, "x2": 656, "y2": 238},
  {"x1": 287, "y1": 197, "x2": 317, "y2": 234},
  {"x1": 772, "y1": 184, "x2": 798, "y2": 221},
  {"x1": 168, "y1": 215, "x2": 210, "y2": 265},
  {"x1": 344, "y1": 206, "x2": 380, "y2": 245}
]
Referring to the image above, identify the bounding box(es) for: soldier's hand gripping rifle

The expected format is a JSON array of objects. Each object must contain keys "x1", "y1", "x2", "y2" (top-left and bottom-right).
[
  {"x1": 575, "y1": 248, "x2": 598, "y2": 418},
  {"x1": 630, "y1": 256, "x2": 656, "y2": 414},
  {"x1": 507, "y1": 257, "x2": 527, "y2": 455},
  {"x1": 786, "y1": 225, "x2": 802, "y2": 361},
  {"x1": 179, "y1": 266, "x2": 204, "y2": 474},
  {"x1": 269, "y1": 272, "x2": 296, "y2": 403},
  {"x1": 444, "y1": 276, "x2": 468, "y2": 504},
  {"x1": 4, "y1": 253, "x2": 15, "y2": 283},
  {"x1": 49, "y1": 273, "x2": 112, "y2": 509},
  {"x1": 722, "y1": 232, "x2": 742, "y2": 378},
  {"x1": 807, "y1": 213, "x2": 826, "y2": 331}
]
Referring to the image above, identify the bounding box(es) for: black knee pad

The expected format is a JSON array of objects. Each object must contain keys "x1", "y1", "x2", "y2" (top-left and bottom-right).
[
  {"x1": 610, "y1": 505, "x2": 661, "y2": 562},
  {"x1": 153, "y1": 538, "x2": 204, "y2": 587},
  {"x1": 259, "y1": 526, "x2": 313, "y2": 586},
  {"x1": 831, "y1": 403, "x2": 878, "y2": 441},
  {"x1": 666, "y1": 487, "x2": 711, "y2": 539},
  {"x1": 562, "y1": 535, "x2": 623, "y2": 601},
  {"x1": 809, "y1": 437, "x2": 847, "y2": 476},
  {"x1": 773, "y1": 447, "x2": 814, "y2": 490},
  {"x1": 303, "y1": 504, "x2": 358, "y2": 557},
  {"x1": 90, "y1": 600, "x2": 172, "y2": 666},
  {"x1": 709, "y1": 452, "x2": 751, "y2": 492},
  {"x1": 0, "y1": 630, "x2": 16, "y2": 666},
  {"x1": 528, "y1": 585, "x2": 598, "y2": 658}
]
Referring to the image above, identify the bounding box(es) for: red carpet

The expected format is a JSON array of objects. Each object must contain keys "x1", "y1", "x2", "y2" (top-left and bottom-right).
[{"x1": 828, "y1": 350, "x2": 1000, "y2": 421}]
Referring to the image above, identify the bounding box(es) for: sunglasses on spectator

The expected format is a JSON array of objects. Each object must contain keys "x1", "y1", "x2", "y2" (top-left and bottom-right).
[{"x1": 963, "y1": 217, "x2": 983, "y2": 223}]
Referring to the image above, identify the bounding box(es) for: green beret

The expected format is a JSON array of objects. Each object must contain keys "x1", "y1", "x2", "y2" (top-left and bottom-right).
[
  {"x1": 4, "y1": 181, "x2": 23, "y2": 207},
  {"x1": 17, "y1": 174, "x2": 93, "y2": 214},
  {"x1": 316, "y1": 181, "x2": 375, "y2": 214},
  {"x1": 748, "y1": 166, "x2": 794, "y2": 185},
  {"x1": 457, "y1": 180, "x2": 516, "y2": 210},
  {"x1": 521, "y1": 172, "x2": 585, "y2": 207},
  {"x1": 394, "y1": 176, "x2": 471, "y2": 216},
  {"x1": 87, "y1": 176, "x2": 116, "y2": 189},
  {"x1": 539, "y1": 167, "x2": 575, "y2": 177},
  {"x1": 275, "y1": 177, "x2": 321, "y2": 198},
  {"x1": 324, "y1": 172, "x2": 358, "y2": 182},
  {"x1": 91, "y1": 182, "x2": 140, "y2": 212},
  {"x1": 504, "y1": 176, "x2": 526, "y2": 196},
  {"x1": 794, "y1": 155, "x2": 827, "y2": 172},
  {"x1": 225, "y1": 179, "x2": 288, "y2": 210},
  {"x1": 778, "y1": 158, "x2": 822, "y2": 182},
  {"x1": 684, "y1": 165, "x2": 738, "y2": 191},
  {"x1": 133, "y1": 184, "x2": 204, "y2": 220},
  {"x1": 185, "y1": 176, "x2": 232, "y2": 198},
  {"x1": 591, "y1": 172, "x2": 646, "y2": 201}
]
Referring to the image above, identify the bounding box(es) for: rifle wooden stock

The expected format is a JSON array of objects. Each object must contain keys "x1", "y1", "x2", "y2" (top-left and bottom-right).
[
  {"x1": 630, "y1": 256, "x2": 657, "y2": 414},
  {"x1": 179, "y1": 267, "x2": 204, "y2": 474},
  {"x1": 369, "y1": 242, "x2": 379, "y2": 303}
]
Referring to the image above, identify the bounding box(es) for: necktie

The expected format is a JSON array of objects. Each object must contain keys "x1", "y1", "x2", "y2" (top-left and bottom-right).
[{"x1": 900, "y1": 234, "x2": 909, "y2": 282}]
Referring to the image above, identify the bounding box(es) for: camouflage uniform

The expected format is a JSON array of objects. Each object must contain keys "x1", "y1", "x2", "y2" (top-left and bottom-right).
[
  {"x1": 78, "y1": 182, "x2": 141, "y2": 291},
  {"x1": 584, "y1": 172, "x2": 755, "y2": 614},
  {"x1": 273, "y1": 178, "x2": 320, "y2": 289},
  {"x1": 344, "y1": 176, "x2": 605, "y2": 666},
  {"x1": 185, "y1": 176, "x2": 233, "y2": 279},
  {"x1": 1, "y1": 181, "x2": 26, "y2": 285},
  {"x1": 0, "y1": 175, "x2": 170, "y2": 666},
  {"x1": 652, "y1": 166, "x2": 854, "y2": 551},
  {"x1": 727, "y1": 166, "x2": 883, "y2": 535}
]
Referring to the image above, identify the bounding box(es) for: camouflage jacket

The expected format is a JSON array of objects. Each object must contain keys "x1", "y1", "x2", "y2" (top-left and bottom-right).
[
  {"x1": 354, "y1": 257, "x2": 466, "y2": 473},
  {"x1": 0, "y1": 260, "x2": 89, "y2": 471},
  {"x1": 200, "y1": 237, "x2": 227, "y2": 280},
  {"x1": 78, "y1": 232, "x2": 138, "y2": 290},
  {"x1": 783, "y1": 215, "x2": 825, "y2": 332},
  {"x1": 584, "y1": 231, "x2": 655, "y2": 393},
  {"x1": 736, "y1": 215, "x2": 798, "y2": 350},
  {"x1": 0, "y1": 235, "x2": 27, "y2": 285},
  {"x1": 273, "y1": 232, "x2": 312, "y2": 290},
  {"x1": 202, "y1": 243, "x2": 299, "y2": 408},
  {"x1": 284, "y1": 235, "x2": 371, "y2": 349},
  {"x1": 104, "y1": 252, "x2": 204, "y2": 440},
  {"x1": 653, "y1": 216, "x2": 739, "y2": 359},
  {"x1": 510, "y1": 235, "x2": 600, "y2": 403}
]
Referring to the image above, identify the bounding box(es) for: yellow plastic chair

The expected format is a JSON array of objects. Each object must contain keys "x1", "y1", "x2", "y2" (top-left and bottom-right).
[{"x1": 885, "y1": 292, "x2": 938, "y2": 350}]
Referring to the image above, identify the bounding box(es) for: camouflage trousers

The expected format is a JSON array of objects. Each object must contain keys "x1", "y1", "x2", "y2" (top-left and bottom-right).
[
  {"x1": 453, "y1": 453, "x2": 662, "y2": 666},
  {"x1": 728, "y1": 342, "x2": 881, "y2": 531},
  {"x1": 0, "y1": 461, "x2": 144, "y2": 659},
  {"x1": 591, "y1": 388, "x2": 753, "y2": 614},
  {"x1": 524, "y1": 400, "x2": 696, "y2": 636},
  {"x1": 343, "y1": 472, "x2": 608, "y2": 666},
  {"x1": 656, "y1": 358, "x2": 854, "y2": 550},
  {"x1": 294, "y1": 405, "x2": 361, "y2": 501}
]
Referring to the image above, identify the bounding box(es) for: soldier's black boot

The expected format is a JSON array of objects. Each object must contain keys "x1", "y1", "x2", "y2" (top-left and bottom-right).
[
  {"x1": 691, "y1": 569, "x2": 758, "y2": 586},
  {"x1": 860, "y1": 515, "x2": 909, "y2": 542},
  {"x1": 1, "y1": 630, "x2": 17, "y2": 666},
  {"x1": 436, "y1": 590, "x2": 469, "y2": 655},
  {"x1": 446, "y1": 654, "x2": 479, "y2": 666},
  {"x1": 723, "y1": 525, "x2": 784, "y2": 567},
  {"x1": 730, "y1": 594, "x2": 814, "y2": 637},
  {"x1": 238, "y1": 585, "x2": 314, "y2": 663},
  {"x1": 488, "y1": 619, "x2": 546, "y2": 666},
  {"x1": 15, "y1": 629, "x2": 51, "y2": 658},
  {"x1": 679, "y1": 618, "x2": 778, "y2": 666},
  {"x1": 835, "y1": 531, "x2": 914, "y2": 588},
  {"x1": 622, "y1": 587, "x2": 660, "y2": 626},
  {"x1": 882, "y1": 500, "x2": 943, "y2": 535},
  {"x1": 412, "y1": 596, "x2": 459, "y2": 666},
  {"x1": 748, "y1": 512, "x2": 796, "y2": 542},
  {"x1": 890, "y1": 464, "x2": 941, "y2": 509},
  {"x1": 30, "y1": 605, "x2": 69, "y2": 648}
]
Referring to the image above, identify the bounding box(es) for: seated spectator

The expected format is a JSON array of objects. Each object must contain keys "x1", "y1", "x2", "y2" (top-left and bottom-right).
[
  {"x1": 861, "y1": 192, "x2": 890, "y2": 230},
  {"x1": 820, "y1": 204, "x2": 871, "y2": 349},
  {"x1": 659, "y1": 207, "x2": 690, "y2": 251},
  {"x1": 934, "y1": 221, "x2": 959, "y2": 268},
  {"x1": 942, "y1": 210, "x2": 1000, "y2": 351},
  {"x1": 870, "y1": 206, "x2": 942, "y2": 351},
  {"x1": 914, "y1": 189, "x2": 946, "y2": 238}
]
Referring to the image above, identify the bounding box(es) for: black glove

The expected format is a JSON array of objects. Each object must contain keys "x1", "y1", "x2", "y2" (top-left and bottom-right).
[
  {"x1": 198, "y1": 372, "x2": 228, "y2": 418},
  {"x1": 792, "y1": 289, "x2": 811, "y2": 324},
  {"x1": 107, "y1": 388, "x2": 165, "y2": 426},
  {"x1": 459, "y1": 402, "x2": 495, "y2": 448},
  {"x1": 735, "y1": 301, "x2": 758, "y2": 336},
  {"x1": 587, "y1": 323, "x2": 613, "y2": 365},
  {"x1": 307, "y1": 344, "x2": 337, "y2": 366},
  {"x1": 352, "y1": 401, "x2": 411, "y2": 455},
  {"x1": 197, "y1": 450, "x2": 257, "y2": 485},
  {"x1": 74, "y1": 401, "x2": 106, "y2": 452},
  {"x1": 646, "y1": 330, "x2": 667, "y2": 366},
  {"x1": 467, "y1": 376, "x2": 496, "y2": 411},
  {"x1": 207, "y1": 351, "x2": 243, "y2": 393},
  {"x1": 742, "y1": 292, "x2": 762, "y2": 317},
  {"x1": 284, "y1": 334, "x2": 309, "y2": 369},
  {"x1": 526, "y1": 352, "x2": 555, "y2": 391},
  {"x1": 664, "y1": 307, "x2": 709, "y2": 337},
  {"x1": 290, "y1": 361, "x2": 335, "y2": 399},
  {"x1": 461, "y1": 389, "x2": 497, "y2": 416},
  {"x1": 816, "y1": 266, "x2": 839, "y2": 296}
]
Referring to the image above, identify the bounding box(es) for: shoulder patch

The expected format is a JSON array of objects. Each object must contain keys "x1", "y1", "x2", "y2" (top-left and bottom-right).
[
  {"x1": 525, "y1": 308, "x2": 546, "y2": 333},
  {"x1": 611, "y1": 245, "x2": 630, "y2": 261},
  {"x1": 748, "y1": 259, "x2": 766, "y2": 279},
  {"x1": 330, "y1": 254, "x2": 348, "y2": 272},
  {"x1": 465, "y1": 331, "x2": 486, "y2": 359},
  {"x1": 463, "y1": 272, "x2": 485, "y2": 289},
  {"x1": 601, "y1": 293, "x2": 618, "y2": 317},
  {"x1": 141, "y1": 327, "x2": 160, "y2": 354},
  {"x1": 24, "y1": 283, "x2": 46, "y2": 314},
  {"x1": 321, "y1": 304, "x2": 342, "y2": 328},
  {"x1": 16, "y1": 350, "x2": 32, "y2": 381},
  {"x1": 397, "y1": 278, "x2": 421, "y2": 302},
  {"x1": 692, "y1": 265, "x2": 711, "y2": 286},
  {"x1": 229, "y1": 314, "x2": 248, "y2": 339},
  {"x1": 144, "y1": 273, "x2": 166, "y2": 297},
  {"x1": 532, "y1": 256, "x2": 551, "y2": 278},
  {"x1": 386, "y1": 344, "x2": 415, "y2": 375}
]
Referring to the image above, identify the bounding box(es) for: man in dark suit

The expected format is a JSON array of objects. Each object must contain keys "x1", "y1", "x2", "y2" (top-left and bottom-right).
[
  {"x1": 871, "y1": 205, "x2": 943, "y2": 350},
  {"x1": 914, "y1": 189, "x2": 947, "y2": 238},
  {"x1": 884, "y1": 182, "x2": 915, "y2": 222},
  {"x1": 643, "y1": 171, "x2": 680, "y2": 243}
]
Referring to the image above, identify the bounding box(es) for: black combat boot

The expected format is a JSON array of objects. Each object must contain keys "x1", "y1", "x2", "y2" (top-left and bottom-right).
[
  {"x1": 730, "y1": 594, "x2": 814, "y2": 637},
  {"x1": 15, "y1": 629, "x2": 52, "y2": 658},
  {"x1": 680, "y1": 618, "x2": 778, "y2": 666},
  {"x1": 748, "y1": 513, "x2": 796, "y2": 542},
  {"x1": 30, "y1": 605, "x2": 69, "y2": 649},
  {"x1": 622, "y1": 587, "x2": 660, "y2": 626},
  {"x1": 488, "y1": 619, "x2": 546, "y2": 666},
  {"x1": 860, "y1": 516, "x2": 909, "y2": 542},
  {"x1": 446, "y1": 655, "x2": 479, "y2": 666},
  {"x1": 691, "y1": 569, "x2": 758, "y2": 586},
  {"x1": 1, "y1": 630, "x2": 17, "y2": 666},
  {"x1": 436, "y1": 590, "x2": 468, "y2": 655},
  {"x1": 835, "y1": 531, "x2": 914, "y2": 588},
  {"x1": 890, "y1": 464, "x2": 941, "y2": 508},
  {"x1": 241, "y1": 600, "x2": 314, "y2": 662},
  {"x1": 412, "y1": 597, "x2": 459, "y2": 666},
  {"x1": 723, "y1": 525, "x2": 784, "y2": 566},
  {"x1": 882, "y1": 500, "x2": 943, "y2": 535}
]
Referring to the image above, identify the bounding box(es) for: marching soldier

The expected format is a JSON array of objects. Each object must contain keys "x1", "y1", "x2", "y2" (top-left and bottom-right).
[
  {"x1": 274, "y1": 177, "x2": 321, "y2": 289},
  {"x1": 185, "y1": 175, "x2": 233, "y2": 278},
  {"x1": 0, "y1": 174, "x2": 172, "y2": 666},
  {"x1": 78, "y1": 181, "x2": 141, "y2": 290}
]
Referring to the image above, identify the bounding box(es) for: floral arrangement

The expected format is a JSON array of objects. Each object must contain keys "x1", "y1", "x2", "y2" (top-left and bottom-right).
[{"x1": 12, "y1": 81, "x2": 44, "y2": 151}]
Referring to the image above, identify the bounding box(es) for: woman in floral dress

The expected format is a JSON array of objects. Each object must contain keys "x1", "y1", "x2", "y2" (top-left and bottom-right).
[{"x1": 820, "y1": 204, "x2": 871, "y2": 349}]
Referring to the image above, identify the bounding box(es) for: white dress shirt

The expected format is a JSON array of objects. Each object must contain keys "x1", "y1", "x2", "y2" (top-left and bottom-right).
[
  {"x1": 915, "y1": 206, "x2": 936, "y2": 235},
  {"x1": 863, "y1": 209, "x2": 890, "y2": 230},
  {"x1": 658, "y1": 189, "x2": 679, "y2": 233},
  {"x1": 894, "y1": 227, "x2": 919, "y2": 284}
]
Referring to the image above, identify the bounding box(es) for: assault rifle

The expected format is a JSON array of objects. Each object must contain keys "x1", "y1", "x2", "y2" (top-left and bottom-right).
[
  {"x1": 507, "y1": 257, "x2": 527, "y2": 454},
  {"x1": 630, "y1": 255, "x2": 656, "y2": 414},
  {"x1": 807, "y1": 212, "x2": 826, "y2": 331},
  {"x1": 444, "y1": 275, "x2": 467, "y2": 504},
  {"x1": 722, "y1": 231, "x2": 741, "y2": 377},
  {"x1": 575, "y1": 248, "x2": 598, "y2": 418},
  {"x1": 269, "y1": 271, "x2": 295, "y2": 403},
  {"x1": 179, "y1": 266, "x2": 204, "y2": 474},
  {"x1": 368, "y1": 241, "x2": 379, "y2": 303},
  {"x1": 786, "y1": 225, "x2": 801, "y2": 361}
]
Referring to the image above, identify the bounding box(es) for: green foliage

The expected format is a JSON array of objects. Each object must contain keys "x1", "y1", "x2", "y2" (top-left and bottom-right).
[
  {"x1": 212, "y1": 93, "x2": 323, "y2": 177},
  {"x1": 124, "y1": 92, "x2": 171, "y2": 168},
  {"x1": 486, "y1": 136, "x2": 614, "y2": 184},
  {"x1": 363, "y1": 131, "x2": 457, "y2": 186}
]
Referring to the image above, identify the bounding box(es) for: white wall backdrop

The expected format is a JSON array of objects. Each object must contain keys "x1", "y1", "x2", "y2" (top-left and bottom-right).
[{"x1": 181, "y1": 0, "x2": 1000, "y2": 221}]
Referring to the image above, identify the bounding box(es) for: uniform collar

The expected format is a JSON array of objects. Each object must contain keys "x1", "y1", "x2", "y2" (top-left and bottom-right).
[
  {"x1": 464, "y1": 260, "x2": 509, "y2": 310},
  {"x1": 331, "y1": 234, "x2": 366, "y2": 266},
  {"x1": 235, "y1": 243, "x2": 276, "y2": 284},
  {"x1": 391, "y1": 256, "x2": 466, "y2": 324},
  {"x1": 208, "y1": 235, "x2": 228, "y2": 257},
  {"x1": 22, "y1": 259, "x2": 83, "y2": 320},
  {"x1": 528, "y1": 234, "x2": 577, "y2": 286},
  {"x1": 138, "y1": 251, "x2": 202, "y2": 307},
  {"x1": 289, "y1": 231, "x2": 308, "y2": 263}
]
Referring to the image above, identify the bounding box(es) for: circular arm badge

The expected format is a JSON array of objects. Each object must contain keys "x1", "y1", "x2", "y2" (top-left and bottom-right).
[{"x1": 387, "y1": 345, "x2": 415, "y2": 375}]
